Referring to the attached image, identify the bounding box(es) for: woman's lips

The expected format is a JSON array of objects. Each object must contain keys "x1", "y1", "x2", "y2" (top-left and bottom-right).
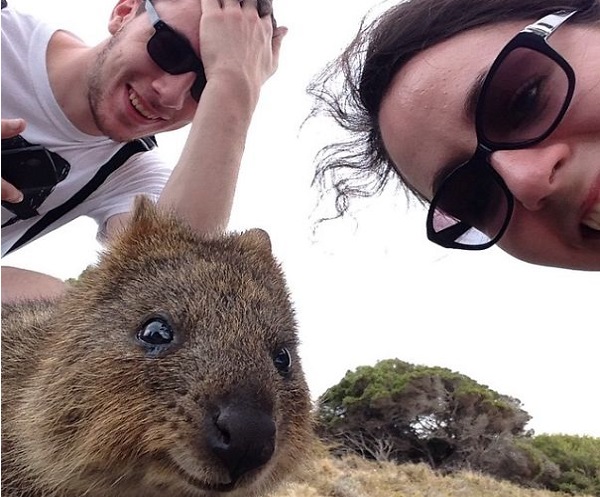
[
  {"x1": 582, "y1": 202, "x2": 600, "y2": 230},
  {"x1": 581, "y1": 175, "x2": 600, "y2": 231}
]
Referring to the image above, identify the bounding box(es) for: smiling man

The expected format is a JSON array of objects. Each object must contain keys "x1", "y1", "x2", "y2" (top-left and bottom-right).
[{"x1": 1, "y1": 0, "x2": 287, "y2": 301}]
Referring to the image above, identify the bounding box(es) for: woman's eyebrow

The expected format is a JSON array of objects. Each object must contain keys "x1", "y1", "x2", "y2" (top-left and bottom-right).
[
  {"x1": 431, "y1": 156, "x2": 465, "y2": 196},
  {"x1": 430, "y1": 68, "x2": 490, "y2": 194},
  {"x1": 464, "y1": 69, "x2": 488, "y2": 123}
]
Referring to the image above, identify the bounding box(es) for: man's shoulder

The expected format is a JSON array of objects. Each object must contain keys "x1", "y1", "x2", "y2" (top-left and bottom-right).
[
  {"x1": 2, "y1": 3, "x2": 56, "y2": 71},
  {"x1": 2, "y1": 3, "x2": 45, "y2": 34}
]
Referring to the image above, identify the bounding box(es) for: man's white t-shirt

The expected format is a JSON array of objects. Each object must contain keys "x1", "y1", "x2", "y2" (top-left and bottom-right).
[{"x1": 1, "y1": 6, "x2": 172, "y2": 255}]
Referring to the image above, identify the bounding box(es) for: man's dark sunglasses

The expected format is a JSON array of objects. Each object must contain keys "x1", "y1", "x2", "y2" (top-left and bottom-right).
[
  {"x1": 426, "y1": 10, "x2": 578, "y2": 250},
  {"x1": 145, "y1": 0, "x2": 206, "y2": 102}
]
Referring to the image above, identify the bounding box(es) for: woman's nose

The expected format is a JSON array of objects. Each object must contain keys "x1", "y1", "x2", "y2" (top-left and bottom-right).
[
  {"x1": 489, "y1": 143, "x2": 570, "y2": 211},
  {"x1": 152, "y1": 72, "x2": 196, "y2": 110}
]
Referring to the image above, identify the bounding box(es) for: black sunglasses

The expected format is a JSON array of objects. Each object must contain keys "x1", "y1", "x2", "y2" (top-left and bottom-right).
[
  {"x1": 427, "y1": 10, "x2": 578, "y2": 250},
  {"x1": 145, "y1": 0, "x2": 206, "y2": 102}
]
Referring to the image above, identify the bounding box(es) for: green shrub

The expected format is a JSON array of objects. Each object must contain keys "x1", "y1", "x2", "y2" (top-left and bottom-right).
[
  {"x1": 531, "y1": 434, "x2": 600, "y2": 496},
  {"x1": 317, "y1": 359, "x2": 600, "y2": 496},
  {"x1": 317, "y1": 359, "x2": 531, "y2": 472}
]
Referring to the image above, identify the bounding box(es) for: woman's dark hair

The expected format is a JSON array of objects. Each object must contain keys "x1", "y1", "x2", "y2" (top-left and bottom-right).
[{"x1": 308, "y1": 0, "x2": 600, "y2": 217}]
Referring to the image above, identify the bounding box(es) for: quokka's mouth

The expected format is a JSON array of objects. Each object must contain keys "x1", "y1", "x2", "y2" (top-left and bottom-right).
[{"x1": 170, "y1": 458, "x2": 238, "y2": 493}]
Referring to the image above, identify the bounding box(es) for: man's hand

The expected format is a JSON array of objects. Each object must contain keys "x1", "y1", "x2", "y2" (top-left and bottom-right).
[
  {"x1": 198, "y1": 0, "x2": 287, "y2": 105},
  {"x1": 2, "y1": 118, "x2": 26, "y2": 203},
  {"x1": 157, "y1": 0, "x2": 288, "y2": 235}
]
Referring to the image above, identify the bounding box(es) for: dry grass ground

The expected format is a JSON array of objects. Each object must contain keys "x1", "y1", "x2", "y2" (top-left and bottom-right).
[{"x1": 272, "y1": 453, "x2": 591, "y2": 497}]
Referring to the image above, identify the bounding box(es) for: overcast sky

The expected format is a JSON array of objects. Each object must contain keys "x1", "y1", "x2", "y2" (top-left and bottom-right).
[{"x1": 3, "y1": 0, "x2": 598, "y2": 438}]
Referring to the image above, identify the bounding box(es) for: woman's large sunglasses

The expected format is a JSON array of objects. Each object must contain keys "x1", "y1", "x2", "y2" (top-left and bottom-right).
[
  {"x1": 426, "y1": 10, "x2": 578, "y2": 250},
  {"x1": 144, "y1": 0, "x2": 206, "y2": 102}
]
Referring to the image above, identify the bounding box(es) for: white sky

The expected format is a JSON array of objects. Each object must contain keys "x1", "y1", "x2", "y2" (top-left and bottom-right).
[{"x1": 3, "y1": 0, "x2": 599, "y2": 438}]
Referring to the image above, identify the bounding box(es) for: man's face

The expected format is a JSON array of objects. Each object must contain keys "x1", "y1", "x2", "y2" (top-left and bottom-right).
[{"x1": 88, "y1": 0, "x2": 203, "y2": 142}]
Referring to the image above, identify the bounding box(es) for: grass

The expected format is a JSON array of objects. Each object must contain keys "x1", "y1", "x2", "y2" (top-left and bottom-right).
[{"x1": 271, "y1": 453, "x2": 592, "y2": 497}]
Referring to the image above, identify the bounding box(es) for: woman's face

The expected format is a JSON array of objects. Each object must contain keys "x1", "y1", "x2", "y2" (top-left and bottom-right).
[{"x1": 378, "y1": 19, "x2": 600, "y2": 270}]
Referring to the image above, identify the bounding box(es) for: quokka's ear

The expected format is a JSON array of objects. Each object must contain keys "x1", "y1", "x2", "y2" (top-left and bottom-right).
[
  {"x1": 107, "y1": 196, "x2": 184, "y2": 259},
  {"x1": 124, "y1": 196, "x2": 165, "y2": 238},
  {"x1": 237, "y1": 228, "x2": 272, "y2": 255},
  {"x1": 78, "y1": 196, "x2": 172, "y2": 292}
]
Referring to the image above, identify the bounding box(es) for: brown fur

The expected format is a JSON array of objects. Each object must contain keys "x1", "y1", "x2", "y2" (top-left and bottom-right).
[{"x1": 1, "y1": 197, "x2": 314, "y2": 497}]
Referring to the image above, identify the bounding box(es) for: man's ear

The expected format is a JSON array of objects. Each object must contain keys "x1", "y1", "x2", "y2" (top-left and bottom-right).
[{"x1": 108, "y1": 0, "x2": 143, "y2": 35}]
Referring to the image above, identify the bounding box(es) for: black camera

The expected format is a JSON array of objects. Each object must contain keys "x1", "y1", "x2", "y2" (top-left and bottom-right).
[{"x1": 1, "y1": 135, "x2": 70, "y2": 220}]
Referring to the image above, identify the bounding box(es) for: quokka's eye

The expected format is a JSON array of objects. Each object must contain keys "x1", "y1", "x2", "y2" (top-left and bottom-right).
[
  {"x1": 137, "y1": 318, "x2": 174, "y2": 346},
  {"x1": 273, "y1": 347, "x2": 292, "y2": 376}
]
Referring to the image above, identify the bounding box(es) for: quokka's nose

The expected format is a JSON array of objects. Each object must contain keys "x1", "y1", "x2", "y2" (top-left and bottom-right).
[{"x1": 208, "y1": 404, "x2": 276, "y2": 483}]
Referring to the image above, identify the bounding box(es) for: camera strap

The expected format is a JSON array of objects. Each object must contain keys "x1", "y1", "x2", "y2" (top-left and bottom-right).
[{"x1": 5, "y1": 136, "x2": 157, "y2": 255}]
